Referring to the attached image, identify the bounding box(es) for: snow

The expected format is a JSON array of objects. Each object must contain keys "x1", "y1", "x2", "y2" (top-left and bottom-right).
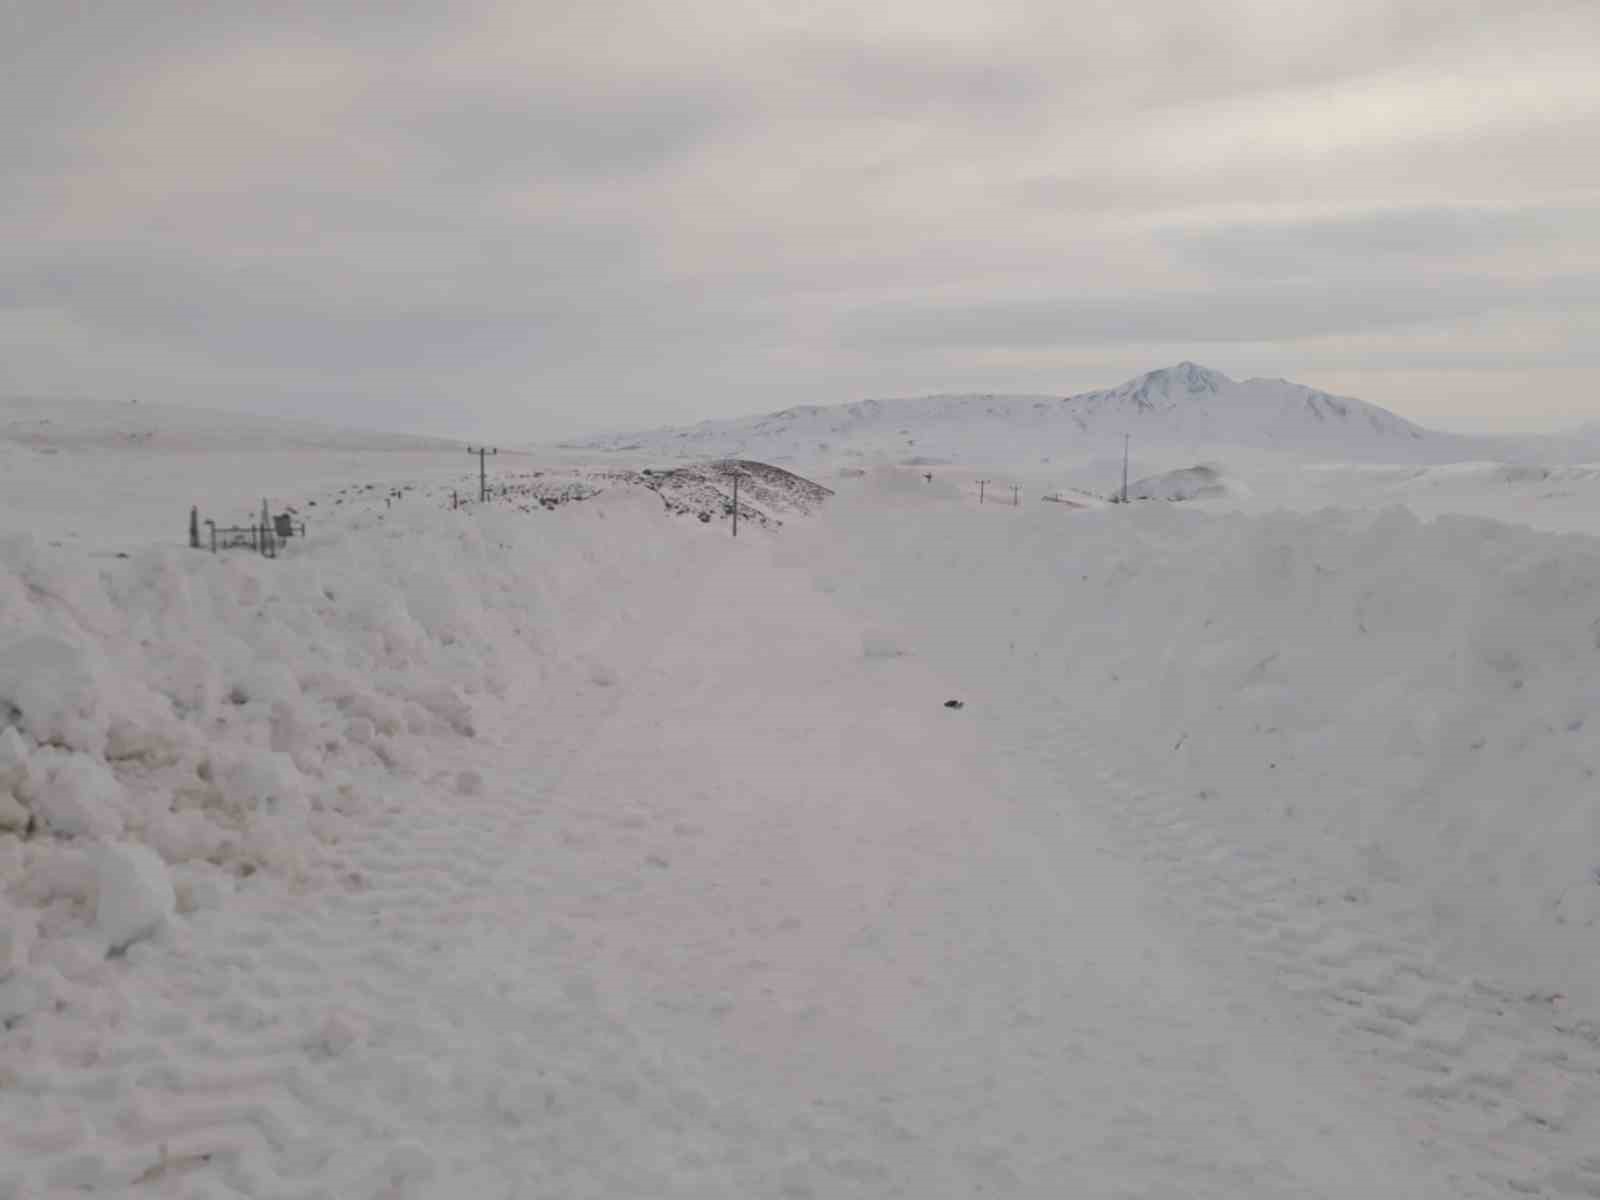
[
  {"x1": 558, "y1": 362, "x2": 1600, "y2": 475},
  {"x1": 860, "y1": 630, "x2": 908, "y2": 659},
  {"x1": 94, "y1": 842, "x2": 174, "y2": 953},
  {"x1": 0, "y1": 727, "x2": 31, "y2": 833},
  {"x1": 31, "y1": 756, "x2": 124, "y2": 840},
  {"x1": 560, "y1": 362, "x2": 1485, "y2": 468},
  {"x1": 1125, "y1": 462, "x2": 1233, "y2": 501},
  {"x1": 0, "y1": 635, "x2": 117, "y2": 756},
  {"x1": 0, "y1": 793, "x2": 25, "y2": 834},
  {"x1": 812, "y1": 492, "x2": 1600, "y2": 1012},
  {"x1": 7, "y1": 391, "x2": 1600, "y2": 1195},
  {"x1": 0, "y1": 896, "x2": 33, "y2": 978}
]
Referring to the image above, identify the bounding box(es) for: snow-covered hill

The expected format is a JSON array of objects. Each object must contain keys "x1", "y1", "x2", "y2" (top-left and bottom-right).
[
  {"x1": 559, "y1": 363, "x2": 1484, "y2": 466},
  {"x1": 488, "y1": 460, "x2": 833, "y2": 531},
  {"x1": 1125, "y1": 463, "x2": 1232, "y2": 502}
]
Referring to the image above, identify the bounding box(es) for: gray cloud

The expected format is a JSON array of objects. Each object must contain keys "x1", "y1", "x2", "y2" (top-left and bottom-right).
[
  {"x1": 1162, "y1": 207, "x2": 1600, "y2": 279},
  {"x1": 776, "y1": 34, "x2": 1053, "y2": 119},
  {"x1": 2, "y1": 0, "x2": 1599, "y2": 437},
  {"x1": 841, "y1": 275, "x2": 1600, "y2": 351},
  {"x1": 387, "y1": 81, "x2": 742, "y2": 181}
]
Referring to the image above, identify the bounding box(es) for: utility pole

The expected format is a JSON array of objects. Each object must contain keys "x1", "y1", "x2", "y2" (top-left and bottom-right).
[
  {"x1": 1120, "y1": 433, "x2": 1130, "y2": 504},
  {"x1": 468, "y1": 446, "x2": 497, "y2": 502}
]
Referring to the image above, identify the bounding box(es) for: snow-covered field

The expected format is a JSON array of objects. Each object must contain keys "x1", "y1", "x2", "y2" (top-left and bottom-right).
[{"x1": 7, "y1": 395, "x2": 1600, "y2": 1196}]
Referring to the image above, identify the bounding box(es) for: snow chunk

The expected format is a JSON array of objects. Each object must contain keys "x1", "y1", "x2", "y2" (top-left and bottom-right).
[
  {"x1": 214, "y1": 749, "x2": 309, "y2": 822},
  {"x1": 17, "y1": 846, "x2": 95, "y2": 906},
  {"x1": 145, "y1": 809, "x2": 228, "y2": 864},
  {"x1": 95, "y1": 842, "x2": 175, "y2": 952},
  {"x1": 34, "y1": 757, "x2": 124, "y2": 839},
  {"x1": 0, "y1": 635, "x2": 112, "y2": 753}
]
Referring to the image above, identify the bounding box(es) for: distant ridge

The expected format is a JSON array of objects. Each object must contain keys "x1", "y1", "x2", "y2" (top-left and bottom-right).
[
  {"x1": 0, "y1": 394, "x2": 461, "y2": 454},
  {"x1": 559, "y1": 363, "x2": 1485, "y2": 465}
]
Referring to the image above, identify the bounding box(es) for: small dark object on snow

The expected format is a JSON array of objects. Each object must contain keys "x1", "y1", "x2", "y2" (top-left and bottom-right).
[{"x1": 944, "y1": 699, "x2": 965, "y2": 710}]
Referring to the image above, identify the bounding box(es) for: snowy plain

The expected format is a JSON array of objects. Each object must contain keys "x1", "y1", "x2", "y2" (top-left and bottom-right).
[{"x1": 6, "y1": 387, "x2": 1600, "y2": 1197}]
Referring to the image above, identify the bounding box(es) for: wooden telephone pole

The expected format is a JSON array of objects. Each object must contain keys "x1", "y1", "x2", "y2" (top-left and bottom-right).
[{"x1": 468, "y1": 446, "x2": 497, "y2": 502}]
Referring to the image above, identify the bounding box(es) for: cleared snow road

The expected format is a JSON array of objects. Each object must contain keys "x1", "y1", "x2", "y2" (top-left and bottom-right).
[
  {"x1": 388, "y1": 539, "x2": 1454, "y2": 1197},
  {"x1": 470, "y1": 539, "x2": 1453, "y2": 1199}
]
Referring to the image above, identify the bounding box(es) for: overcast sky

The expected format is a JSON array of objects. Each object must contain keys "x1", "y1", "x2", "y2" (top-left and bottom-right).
[{"x1": 4, "y1": 1, "x2": 1598, "y2": 440}]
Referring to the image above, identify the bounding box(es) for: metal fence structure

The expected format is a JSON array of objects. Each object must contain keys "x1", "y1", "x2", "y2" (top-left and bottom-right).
[{"x1": 189, "y1": 503, "x2": 305, "y2": 558}]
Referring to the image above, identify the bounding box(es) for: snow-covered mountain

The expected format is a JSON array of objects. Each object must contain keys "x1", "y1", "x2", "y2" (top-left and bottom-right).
[
  {"x1": 560, "y1": 363, "x2": 1484, "y2": 465},
  {"x1": 1059, "y1": 362, "x2": 1436, "y2": 449}
]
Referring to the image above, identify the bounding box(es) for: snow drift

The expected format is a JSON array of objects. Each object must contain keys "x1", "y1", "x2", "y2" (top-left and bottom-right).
[
  {"x1": 816, "y1": 492, "x2": 1600, "y2": 1013},
  {"x1": 0, "y1": 493, "x2": 718, "y2": 1020}
]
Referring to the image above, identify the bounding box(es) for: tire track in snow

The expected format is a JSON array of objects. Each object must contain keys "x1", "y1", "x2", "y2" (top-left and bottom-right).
[
  {"x1": 1074, "y1": 747, "x2": 1600, "y2": 1199},
  {"x1": 1, "y1": 745, "x2": 559, "y2": 1197}
]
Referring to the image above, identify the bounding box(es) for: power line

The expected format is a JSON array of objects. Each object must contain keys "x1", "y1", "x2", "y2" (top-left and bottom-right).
[{"x1": 467, "y1": 446, "x2": 497, "y2": 502}]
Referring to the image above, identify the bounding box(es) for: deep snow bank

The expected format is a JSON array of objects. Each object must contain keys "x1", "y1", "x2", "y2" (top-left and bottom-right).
[
  {"x1": 817, "y1": 493, "x2": 1600, "y2": 1012},
  {"x1": 0, "y1": 493, "x2": 717, "y2": 1021},
  {"x1": 1126, "y1": 463, "x2": 1233, "y2": 502}
]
